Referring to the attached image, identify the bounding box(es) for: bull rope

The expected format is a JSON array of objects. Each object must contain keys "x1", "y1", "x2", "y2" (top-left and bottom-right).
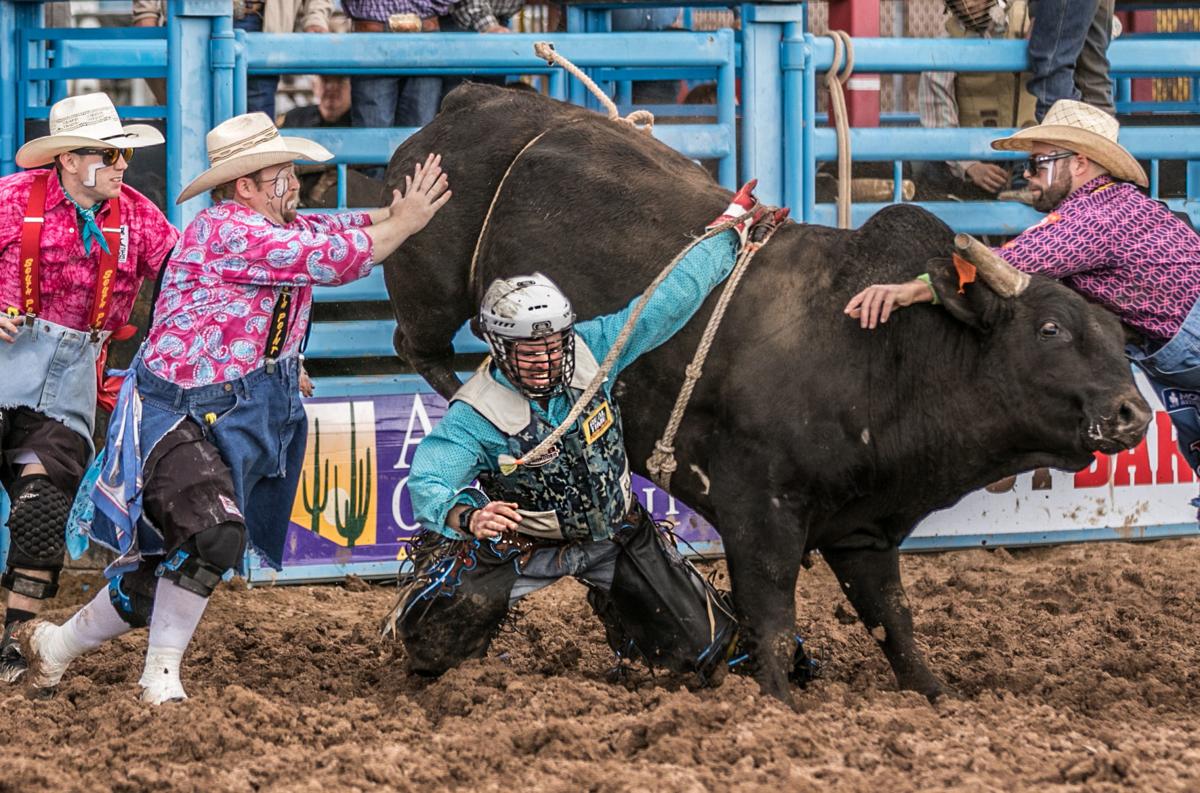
[
  {"x1": 466, "y1": 42, "x2": 655, "y2": 296},
  {"x1": 470, "y1": 43, "x2": 784, "y2": 486},
  {"x1": 643, "y1": 220, "x2": 783, "y2": 490},
  {"x1": 825, "y1": 31, "x2": 854, "y2": 230}
]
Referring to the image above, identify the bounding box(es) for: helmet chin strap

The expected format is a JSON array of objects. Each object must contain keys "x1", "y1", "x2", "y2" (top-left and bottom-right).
[{"x1": 82, "y1": 162, "x2": 104, "y2": 188}]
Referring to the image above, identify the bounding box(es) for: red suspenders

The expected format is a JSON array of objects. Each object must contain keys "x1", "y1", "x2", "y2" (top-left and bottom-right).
[
  {"x1": 18, "y1": 171, "x2": 136, "y2": 411},
  {"x1": 19, "y1": 171, "x2": 126, "y2": 340}
]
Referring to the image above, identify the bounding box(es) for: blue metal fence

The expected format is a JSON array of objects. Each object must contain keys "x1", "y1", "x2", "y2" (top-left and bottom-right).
[{"x1": 784, "y1": 34, "x2": 1200, "y2": 231}]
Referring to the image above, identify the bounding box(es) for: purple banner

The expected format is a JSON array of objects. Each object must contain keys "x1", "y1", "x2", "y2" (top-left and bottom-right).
[{"x1": 268, "y1": 392, "x2": 719, "y2": 571}]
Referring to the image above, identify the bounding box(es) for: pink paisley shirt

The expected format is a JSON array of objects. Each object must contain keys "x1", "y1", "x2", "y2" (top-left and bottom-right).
[
  {"x1": 142, "y1": 201, "x2": 374, "y2": 387},
  {"x1": 0, "y1": 169, "x2": 177, "y2": 330},
  {"x1": 997, "y1": 176, "x2": 1200, "y2": 342}
]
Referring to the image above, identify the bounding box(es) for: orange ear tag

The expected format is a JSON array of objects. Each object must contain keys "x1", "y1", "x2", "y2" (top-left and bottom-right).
[{"x1": 951, "y1": 253, "x2": 977, "y2": 295}]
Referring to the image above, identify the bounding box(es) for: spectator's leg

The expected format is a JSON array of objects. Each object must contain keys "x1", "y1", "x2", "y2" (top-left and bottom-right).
[
  {"x1": 351, "y1": 74, "x2": 401, "y2": 179},
  {"x1": 1075, "y1": 0, "x2": 1116, "y2": 115},
  {"x1": 395, "y1": 76, "x2": 443, "y2": 128},
  {"x1": 1026, "y1": 0, "x2": 1099, "y2": 120},
  {"x1": 234, "y1": 11, "x2": 277, "y2": 119}
]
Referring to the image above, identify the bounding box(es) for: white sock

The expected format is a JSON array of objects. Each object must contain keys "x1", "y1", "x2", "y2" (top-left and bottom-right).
[
  {"x1": 62, "y1": 588, "x2": 136, "y2": 651},
  {"x1": 139, "y1": 578, "x2": 210, "y2": 703},
  {"x1": 146, "y1": 577, "x2": 210, "y2": 653},
  {"x1": 33, "y1": 586, "x2": 130, "y2": 676}
]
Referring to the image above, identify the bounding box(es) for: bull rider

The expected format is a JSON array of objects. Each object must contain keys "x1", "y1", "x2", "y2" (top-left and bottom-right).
[
  {"x1": 20, "y1": 112, "x2": 450, "y2": 703},
  {"x1": 384, "y1": 184, "x2": 797, "y2": 684}
]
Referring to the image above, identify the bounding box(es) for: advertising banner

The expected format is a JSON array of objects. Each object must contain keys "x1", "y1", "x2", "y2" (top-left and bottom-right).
[{"x1": 251, "y1": 373, "x2": 1200, "y2": 583}]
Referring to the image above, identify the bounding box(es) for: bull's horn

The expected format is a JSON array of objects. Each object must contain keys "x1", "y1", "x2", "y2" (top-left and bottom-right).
[{"x1": 954, "y1": 233, "x2": 1030, "y2": 298}]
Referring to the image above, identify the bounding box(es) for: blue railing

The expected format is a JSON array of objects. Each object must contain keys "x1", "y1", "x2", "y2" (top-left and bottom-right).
[{"x1": 784, "y1": 34, "x2": 1200, "y2": 231}]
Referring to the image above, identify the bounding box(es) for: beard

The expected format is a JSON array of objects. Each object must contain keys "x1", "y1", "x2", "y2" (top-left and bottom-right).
[
  {"x1": 1032, "y1": 166, "x2": 1072, "y2": 212},
  {"x1": 274, "y1": 194, "x2": 300, "y2": 224}
]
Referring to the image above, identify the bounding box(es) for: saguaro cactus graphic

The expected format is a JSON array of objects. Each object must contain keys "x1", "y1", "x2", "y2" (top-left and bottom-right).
[
  {"x1": 334, "y1": 404, "x2": 372, "y2": 547},
  {"x1": 300, "y1": 417, "x2": 329, "y2": 534}
]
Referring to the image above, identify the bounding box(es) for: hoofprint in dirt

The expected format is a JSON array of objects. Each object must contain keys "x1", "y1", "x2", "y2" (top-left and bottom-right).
[{"x1": 3, "y1": 538, "x2": 1199, "y2": 792}]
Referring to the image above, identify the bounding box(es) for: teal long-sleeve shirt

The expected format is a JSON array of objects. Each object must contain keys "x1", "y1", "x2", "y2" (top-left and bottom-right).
[{"x1": 408, "y1": 231, "x2": 738, "y2": 538}]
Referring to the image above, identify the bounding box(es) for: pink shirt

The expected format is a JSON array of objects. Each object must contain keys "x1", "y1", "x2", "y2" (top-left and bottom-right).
[
  {"x1": 0, "y1": 169, "x2": 177, "y2": 331},
  {"x1": 142, "y1": 201, "x2": 374, "y2": 387},
  {"x1": 997, "y1": 176, "x2": 1200, "y2": 342}
]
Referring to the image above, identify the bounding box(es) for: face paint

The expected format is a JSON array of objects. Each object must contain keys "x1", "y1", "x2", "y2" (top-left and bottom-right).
[{"x1": 82, "y1": 162, "x2": 104, "y2": 188}]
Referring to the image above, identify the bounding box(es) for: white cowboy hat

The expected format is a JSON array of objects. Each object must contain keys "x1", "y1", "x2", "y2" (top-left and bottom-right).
[
  {"x1": 991, "y1": 99, "x2": 1148, "y2": 188},
  {"x1": 15, "y1": 92, "x2": 164, "y2": 168},
  {"x1": 176, "y1": 112, "x2": 333, "y2": 204}
]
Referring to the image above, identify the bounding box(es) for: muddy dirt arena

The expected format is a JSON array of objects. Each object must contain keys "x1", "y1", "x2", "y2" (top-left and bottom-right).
[{"x1": 4, "y1": 538, "x2": 1200, "y2": 792}]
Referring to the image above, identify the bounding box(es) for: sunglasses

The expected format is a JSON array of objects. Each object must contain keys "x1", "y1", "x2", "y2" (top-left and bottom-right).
[
  {"x1": 71, "y1": 147, "x2": 135, "y2": 166},
  {"x1": 1023, "y1": 150, "x2": 1074, "y2": 176}
]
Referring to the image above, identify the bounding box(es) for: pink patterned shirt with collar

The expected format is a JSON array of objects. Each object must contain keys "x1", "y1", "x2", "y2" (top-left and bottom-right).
[
  {"x1": 996, "y1": 176, "x2": 1200, "y2": 343},
  {"x1": 0, "y1": 168, "x2": 178, "y2": 330},
  {"x1": 142, "y1": 201, "x2": 375, "y2": 387}
]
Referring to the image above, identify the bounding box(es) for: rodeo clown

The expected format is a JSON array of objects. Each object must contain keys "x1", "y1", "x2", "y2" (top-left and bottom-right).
[
  {"x1": 385, "y1": 184, "x2": 789, "y2": 682},
  {"x1": 20, "y1": 112, "x2": 451, "y2": 703},
  {"x1": 846, "y1": 100, "x2": 1200, "y2": 501},
  {"x1": 0, "y1": 93, "x2": 177, "y2": 683}
]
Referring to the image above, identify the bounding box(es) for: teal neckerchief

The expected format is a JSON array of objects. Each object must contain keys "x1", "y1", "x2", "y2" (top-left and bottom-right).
[{"x1": 60, "y1": 182, "x2": 110, "y2": 256}]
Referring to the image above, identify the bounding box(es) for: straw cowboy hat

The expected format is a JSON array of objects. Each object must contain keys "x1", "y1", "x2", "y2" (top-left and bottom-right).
[
  {"x1": 176, "y1": 112, "x2": 333, "y2": 204},
  {"x1": 992, "y1": 99, "x2": 1148, "y2": 187},
  {"x1": 15, "y1": 92, "x2": 164, "y2": 168}
]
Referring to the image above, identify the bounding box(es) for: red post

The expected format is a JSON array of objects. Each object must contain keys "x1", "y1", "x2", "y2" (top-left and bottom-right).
[
  {"x1": 827, "y1": 0, "x2": 881, "y2": 126},
  {"x1": 1118, "y1": 10, "x2": 1156, "y2": 103}
]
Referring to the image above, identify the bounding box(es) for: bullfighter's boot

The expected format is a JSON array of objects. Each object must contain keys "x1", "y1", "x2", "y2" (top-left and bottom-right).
[{"x1": 0, "y1": 623, "x2": 28, "y2": 683}]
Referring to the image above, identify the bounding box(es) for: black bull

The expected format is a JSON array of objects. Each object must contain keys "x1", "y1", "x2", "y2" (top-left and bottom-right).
[{"x1": 381, "y1": 84, "x2": 1152, "y2": 702}]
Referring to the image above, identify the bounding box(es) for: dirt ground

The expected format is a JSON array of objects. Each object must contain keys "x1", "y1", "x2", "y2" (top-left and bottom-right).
[{"x1": 3, "y1": 537, "x2": 1200, "y2": 793}]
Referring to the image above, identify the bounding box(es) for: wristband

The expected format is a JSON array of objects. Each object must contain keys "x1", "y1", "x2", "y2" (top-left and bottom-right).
[
  {"x1": 915, "y1": 273, "x2": 940, "y2": 305},
  {"x1": 457, "y1": 507, "x2": 478, "y2": 533}
]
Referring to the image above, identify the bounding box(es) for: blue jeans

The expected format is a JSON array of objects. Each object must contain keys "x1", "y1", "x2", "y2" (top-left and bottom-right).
[
  {"x1": 90, "y1": 356, "x2": 307, "y2": 572},
  {"x1": 1128, "y1": 298, "x2": 1200, "y2": 490},
  {"x1": 234, "y1": 12, "x2": 278, "y2": 119},
  {"x1": 1027, "y1": 0, "x2": 1114, "y2": 120}
]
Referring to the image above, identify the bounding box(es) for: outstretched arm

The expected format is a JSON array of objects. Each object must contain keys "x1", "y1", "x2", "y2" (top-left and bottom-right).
[{"x1": 844, "y1": 278, "x2": 936, "y2": 330}]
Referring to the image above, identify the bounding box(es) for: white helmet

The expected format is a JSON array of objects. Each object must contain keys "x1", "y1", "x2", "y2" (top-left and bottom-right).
[{"x1": 479, "y1": 273, "x2": 576, "y2": 398}]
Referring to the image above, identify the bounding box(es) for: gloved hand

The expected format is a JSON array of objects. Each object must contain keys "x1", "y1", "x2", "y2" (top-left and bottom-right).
[{"x1": 706, "y1": 178, "x2": 759, "y2": 237}]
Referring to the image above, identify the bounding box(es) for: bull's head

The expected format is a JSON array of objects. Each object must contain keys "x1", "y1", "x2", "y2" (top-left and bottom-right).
[{"x1": 927, "y1": 237, "x2": 1151, "y2": 467}]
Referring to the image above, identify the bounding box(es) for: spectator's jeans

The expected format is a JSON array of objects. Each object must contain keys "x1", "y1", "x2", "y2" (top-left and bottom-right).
[
  {"x1": 350, "y1": 75, "x2": 442, "y2": 129},
  {"x1": 234, "y1": 12, "x2": 278, "y2": 119},
  {"x1": 436, "y1": 14, "x2": 509, "y2": 99},
  {"x1": 1027, "y1": 0, "x2": 1114, "y2": 120}
]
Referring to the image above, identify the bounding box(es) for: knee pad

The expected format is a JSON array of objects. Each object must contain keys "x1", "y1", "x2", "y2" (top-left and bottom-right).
[
  {"x1": 4, "y1": 473, "x2": 69, "y2": 572},
  {"x1": 192, "y1": 521, "x2": 246, "y2": 573},
  {"x1": 107, "y1": 571, "x2": 156, "y2": 629},
  {"x1": 156, "y1": 522, "x2": 244, "y2": 598}
]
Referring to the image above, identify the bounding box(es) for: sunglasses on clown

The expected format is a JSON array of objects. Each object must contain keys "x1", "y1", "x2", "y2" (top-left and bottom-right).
[
  {"x1": 1023, "y1": 150, "x2": 1074, "y2": 176},
  {"x1": 70, "y1": 147, "x2": 135, "y2": 166}
]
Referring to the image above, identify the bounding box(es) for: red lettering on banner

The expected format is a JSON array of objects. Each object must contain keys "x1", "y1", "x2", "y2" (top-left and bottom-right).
[
  {"x1": 1112, "y1": 442, "x2": 1153, "y2": 486},
  {"x1": 1155, "y1": 412, "x2": 1195, "y2": 485},
  {"x1": 1075, "y1": 452, "x2": 1109, "y2": 488}
]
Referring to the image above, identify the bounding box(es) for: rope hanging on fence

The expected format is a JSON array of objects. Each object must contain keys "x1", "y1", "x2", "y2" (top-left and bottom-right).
[
  {"x1": 534, "y1": 41, "x2": 655, "y2": 133},
  {"x1": 825, "y1": 31, "x2": 854, "y2": 230}
]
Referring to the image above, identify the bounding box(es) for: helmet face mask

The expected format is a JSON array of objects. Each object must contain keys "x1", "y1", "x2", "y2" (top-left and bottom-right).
[{"x1": 480, "y1": 274, "x2": 576, "y2": 398}]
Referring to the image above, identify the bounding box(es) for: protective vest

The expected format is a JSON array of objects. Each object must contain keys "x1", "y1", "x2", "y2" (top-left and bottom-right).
[
  {"x1": 452, "y1": 337, "x2": 633, "y2": 543},
  {"x1": 949, "y1": 0, "x2": 1037, "y2": 129}
]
